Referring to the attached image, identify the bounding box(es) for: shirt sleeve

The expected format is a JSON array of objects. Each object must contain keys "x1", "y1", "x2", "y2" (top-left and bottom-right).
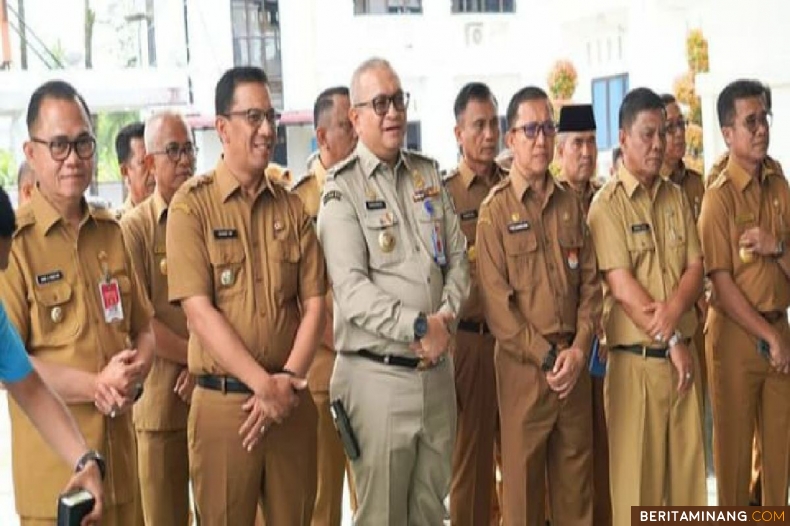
[
  {"x1": 438, "y1": 183, "x2": 470, "y2": 326},
  {"x1": 698, "y1": 188, "x2": 732, "y2": 275},
  {"x1": 574, "y1": 203, "x2": 602, "y2": 357},
  {"x1": 293, "y1": 195, "x2": 327, "y2": 302},
  {"x1": 317, "y1": 177, "x2": 420, "y2": 344},
  {"x1": 0, "y1": 302, "x2": 33, "y2": 383},
  {"x1": 167, "y1": 193, "x2": 212, "y2": 304}
]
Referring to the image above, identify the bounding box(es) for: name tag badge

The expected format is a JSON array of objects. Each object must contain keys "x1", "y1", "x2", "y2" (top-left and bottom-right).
[
  {"x1": 460, "y1": 209, "x2": 478, "y2": 221},
  {"x1": 213, "y1": 228, "x2": 238, "y2": 240},
  {"x1": 99, "y1": 279, "x2": 124, "y2": 323},
  {"x1": 36, "y1": 270, "x2": 63, "y2": 285},
  {"x1": 365, "y1": 200, "x2": 387, "y2": 211},
  {"x1": 508, "y1": 220, "x2": 531, "y2": 233},
  {"x1": 631, "y1": 223, "x2": 651, "y2": 233},
  {"x1": 736, "y1": 212, "x2": 755, "y2": 226}
]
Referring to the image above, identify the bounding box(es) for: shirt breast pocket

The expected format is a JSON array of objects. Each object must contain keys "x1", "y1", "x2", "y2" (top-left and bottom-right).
[
  {"x1": 626, "y1": 232, "x2": 656, "y2": 268},
  {"x1": 363, "y1": 212, "x2": 402, "y2": 268},
  {"x1": 504, "y1": 230, "x2": 538, "y2": 291},
  {"x1": 268, "y1": 239, "x2": 300, "y2": 302},
  {"x1": 208, "y1": 241, "x2": 246, "y2": 302},
  {"x1": 33, "y1": 282, "x2": 79, "y2": 345}
]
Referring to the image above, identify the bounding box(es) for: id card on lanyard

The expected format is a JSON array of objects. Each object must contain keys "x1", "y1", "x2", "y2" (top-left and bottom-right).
[
  {"x1": 98, "y1": 251, "x2": 124, "y2": 323},
  {"x1": 424, "y1": 199, "x2": 447, "y2": 266}
]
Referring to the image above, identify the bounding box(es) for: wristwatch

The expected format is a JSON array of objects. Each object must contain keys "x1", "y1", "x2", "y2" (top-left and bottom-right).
[
  {"x1": 667, "y1": 330, "x2": 682, "y2": 349},
  {"x1": 541, "y1": 344, "x2": 558, "y2": 372},
  {"x1": 75, "y1": 450, "x2": 106, "y2": 481},
  {"x1": 775, "y1": 240, "x2": 785, "y2": 257},
  {"x1": 413, "y1": 312, "x2": 428, "y2": 341}
]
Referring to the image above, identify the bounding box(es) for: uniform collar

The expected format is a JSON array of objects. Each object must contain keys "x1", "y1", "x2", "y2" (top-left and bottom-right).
[
  {"x1": 215, "y1": 157, "x2": 276, "y2": 203},
  {"x1": 356, "y1": 141, "x2": 407, "y2": 179},
  {"x1": 312, "y1": 155, "x2": 328, "y2": 189},
  {"x1": 152, "y1": 189, "x2": 169, "y2": 222},
  {"x1": 509, "y1": 162, "x2": 561, "y2": 202},
  {"x1": 660, "y1": 160, "x2": 687, "y2": 185},
  {"x1": 458, "y1": 158, "x2": 502, "y2": 189},
  {"x1": 616, "y1": 164, "x2": 668, "y2": 199},
  {"x1": 725, "y1": 156, "x2": 777, "y2": 193},
  {"x1": 31, "y1": 186, "x2": 91, "y2": 236}
]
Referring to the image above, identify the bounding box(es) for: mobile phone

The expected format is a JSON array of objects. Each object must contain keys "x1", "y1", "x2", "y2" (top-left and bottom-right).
[
  {"x1": 758, "y1": 339, "x2": 771, "y2": 360},
  {"x1": 329, "y1": 399, "x2": 360, "y2": 460},
  {"x1": 588, "y1": 336, "x2": 606, "y2": 378}
]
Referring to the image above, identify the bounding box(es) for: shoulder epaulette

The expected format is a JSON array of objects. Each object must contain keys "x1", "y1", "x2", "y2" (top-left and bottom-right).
[
  {"x1": 442, "y1": 167, "x2": 460, "y2": 183},
  {"x1": 290, "y1": 171, "x2": 315, "y2": 192},
  {"x1": 326, "y1": 153, "x2": 359, "y2": 180},
  {"x1": 482, "y1": 177, "x2": 512, "y2": 207},
  {"x1": 597, "y1": 178, "x2": 621, "y2": 200},
  {"x1": 184, "y1": 172, "x2": 215, "y2": 192},
  {"x1": 90, "y1": 205, "x2": 117, "y2": 222},
  {"x1": 711, "y1": 171, "x2": 730, "y2": 189},
  {"x1": 13, "y1": 206, "x2": 35, "y2": 237}
]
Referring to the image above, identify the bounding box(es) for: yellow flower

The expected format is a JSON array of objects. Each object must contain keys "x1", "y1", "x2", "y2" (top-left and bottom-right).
[{"x1": 547, "y1": 60, "x2": 578, "y2": 101}]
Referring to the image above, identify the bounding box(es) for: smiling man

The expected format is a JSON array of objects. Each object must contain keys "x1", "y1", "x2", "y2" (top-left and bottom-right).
[
  {"x1": 166, "y1": 66, "x2": 327, "y2": 525},
  {"x1": 317, "y1": 57, "x2": 469, "y2": 525}
]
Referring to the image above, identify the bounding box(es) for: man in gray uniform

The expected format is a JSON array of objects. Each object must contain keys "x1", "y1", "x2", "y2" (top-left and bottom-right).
[{"x1": 317, "y1": 57, "x2": 469, "y2": 525}]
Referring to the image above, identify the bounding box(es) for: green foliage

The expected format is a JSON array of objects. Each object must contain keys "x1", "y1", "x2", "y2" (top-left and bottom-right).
[
  {"x1": 0, "y1": 150, "x2": 17, "y2": 188},
  {"x1": 94, "y1": 111, "x2": 140, "y2": 182}
]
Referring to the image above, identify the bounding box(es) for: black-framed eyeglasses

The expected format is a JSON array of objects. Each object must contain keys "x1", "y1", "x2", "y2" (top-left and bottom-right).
[
  {"x1": 354, "y1": 91, "x2": 410, "y2": 117},
  {"x1": 30, "y1": 135, "x2": 96, "y2": 161},
  {"x1": 222, "y1": 107, "x2": 281, "y2": 128},
  {"x1": 149, "y1": 142, "x2": 198, "y2": 163},
  {"x1": 512, "y1": 120, "x2": 557, "y2": 139},
  {"x1": 741, "y1": 112, "x2": 772, "y2": 134},
  {"x1": 665, "y1": 118, "x2": 689, "y2": 135}
]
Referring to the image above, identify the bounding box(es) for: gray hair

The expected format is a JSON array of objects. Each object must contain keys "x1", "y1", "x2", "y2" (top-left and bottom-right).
[
  {"x1": 144, "y1": 111, "x2": 192, "y2": 152},
  {"x1": 350, "y1": 57, "x2": 397, "y2": 105}
]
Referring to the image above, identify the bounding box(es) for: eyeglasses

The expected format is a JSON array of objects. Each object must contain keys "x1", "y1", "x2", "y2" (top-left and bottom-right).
[
  {"x1": 513, "y1": 120, "x2": 557, "y2": 139},
  {"x1": 149, "y1": 142, "x2": 198, "y2": 163},
  {"x1": 665, "y1": 119, "x2": 689, "y2": 135},
  {"x1": 30, "y1": 135, "x2": 96, "y2": 161},
  {"x1": 222, "y1": 108, "x2": 281, "y2": 128},
  {"x1": 354, "y1": 91, "x2": 410, "y2": 117},
  {"x1": 740, "y1": 113, "x2": 772, "y2": 134}
]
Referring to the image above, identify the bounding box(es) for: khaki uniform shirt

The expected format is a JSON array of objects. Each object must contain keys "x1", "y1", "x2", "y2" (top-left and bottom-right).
[
  {"x1": 121, "y1": 190, "x2": 189, "y2": 431},
  {"x1": 0, "y1": 188, "x2": 153, "y2": 516},
  {"x1": 706, "y1": 153, "x2": 784, "y2": 189},
  {"x1": 476, "y1": 168, "x2": 601, "y2": 366},
  {"x1": 699, "y1": 157, "x2": 790, "y2": 312},
  {"x1": 558, "y1": 177, "x2": 603, "y2": 217},
  {"x1": 443, "y1": 159, "x2": 508, "y2": 324},
  {"x1": 661, "y1": 161, "x2": 705, "y2": 222},
  {"x1": 587, "y1": 165, "x2": 702, "y2": 347},
  {"x1": 266, "y1": 162, "x2": 293, "y2": 188},
  {"x1": 317, "y1": 142, "x2": 469, "y2": 356},
  {"x1": 167, "y1": 159, "x2": 327, "y2": 375},
  {"x1": 292, "y1": 157, "x2": 334, "y2": 392},
  {"x1": 115, "y1": 194, "x2": 135, "y2": 220}
]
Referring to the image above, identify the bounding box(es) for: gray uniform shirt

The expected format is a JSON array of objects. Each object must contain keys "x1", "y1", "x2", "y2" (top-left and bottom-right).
[{"x1": 317, "y1": 141, "x2": 470, "y2": 357}]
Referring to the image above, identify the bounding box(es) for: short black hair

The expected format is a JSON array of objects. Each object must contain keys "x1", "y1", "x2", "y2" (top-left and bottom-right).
[
  {"x1": 717, "y1": 79, "x2": 766, "y2": 128},
  {"x1": 660, "y1": 93, "x2": 676, "y2": 106},
  {"x1": 115, "y1": 122, "x2": 145, "y2": 165},
  {"x1": 0, "y1": 187, "x2": 16, "y2": 237},
  {"x1": 26, "y1": 80, "x2": 91, "y2": 133},
  {"x1": 313, "y1": 86, "x2": 350, "y2": 131},
  {"x1": 762, "y1": 83, "x2": 773, "y2": 112},
  {"x1": 618, "y1": 87, "x2": 664, "y2": 131},
  {"x1": 612, "y1": 146, "x2": 622, "y2": 165},
  {"x1": 215, "y1": 66, "x2": 269, "y2": 116},
  {"x1": 17, "y1": 161, "x2": 34, "y2": 188},
  {"x1": 506, "y1": 86, "x2": 550, "y2": 129},
  {"x1": 454, "y1": 82, "x2": 497, "y2": 121}
]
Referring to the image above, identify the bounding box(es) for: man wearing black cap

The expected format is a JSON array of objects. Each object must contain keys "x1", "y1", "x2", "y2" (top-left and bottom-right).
[{"x1": 557, "y1": 104, "x2": 611, "y2": 526}]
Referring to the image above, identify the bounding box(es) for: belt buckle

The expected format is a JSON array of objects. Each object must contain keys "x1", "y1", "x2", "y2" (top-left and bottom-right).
[
  {"x1": 641, "y1": 346, "x2": 648, "y2": 358},
  {"x1": 220, "y1": 376, "x2": 227, "y2": 394},
  {"x1": 478, "y1": 323, "x2": 485, "y2": 335}
]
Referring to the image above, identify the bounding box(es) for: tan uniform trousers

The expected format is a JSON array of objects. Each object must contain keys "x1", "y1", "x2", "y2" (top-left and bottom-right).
[
  {"x1": 21, "y1": 500, "x2": 139, "y2": 526},
  {"x1": 495, "y1": 347, "x2": 593, "y2": 526},
  {"x1": 330, "y1": 352, "x2": 456, "y2": 526},
  {"x1": 606, "y1": 347, "x2": 707, "y2": 526},
  {"x1": 189, "y1": 385, "x2": 317, "y2": 526},
  {"x1": 707, "y1": 308, "x2": 790, "y2": 506},
  {"x1": 136, "y1": 428, "x2": 190, "y2": 526}
]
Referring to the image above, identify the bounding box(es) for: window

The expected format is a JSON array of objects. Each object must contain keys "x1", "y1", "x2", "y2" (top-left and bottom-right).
[
  {"x1": 591, "y1": 74, "x2": 629, "y2": 150},
  {"x1": 231, "y1": 0, "x2": 282, "y2": 81},
  {"x1": 405, "y1": 121, "x2": 422, "y2": 151},
  {"x1": 452, "y1": 0, "x2": 514, "y2": 13},
  {"x1": 354, "y1": 0, "x2": 422, "y2": 15}
]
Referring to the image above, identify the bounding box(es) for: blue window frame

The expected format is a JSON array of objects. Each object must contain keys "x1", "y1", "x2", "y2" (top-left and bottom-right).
[{"x1": 591, "y1": 74, "x2": 629, "y2": 150}]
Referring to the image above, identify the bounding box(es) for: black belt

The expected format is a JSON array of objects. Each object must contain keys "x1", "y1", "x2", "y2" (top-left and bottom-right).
[
  {"x1": 357, "y1": 349, "x2": 444, "y2": 370},
  {"x1": 458, "y1": 319, "x2": 490, "y2": 334},
  {"x1": 197, "y1": 375, "x2": 253, "y2": 394},
  {"x1": 611, "y1": 345, "x2": 668, "y2": 359},
  {"x1": 761, "y1": 311, "x2": 786, "y2": 324}
]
